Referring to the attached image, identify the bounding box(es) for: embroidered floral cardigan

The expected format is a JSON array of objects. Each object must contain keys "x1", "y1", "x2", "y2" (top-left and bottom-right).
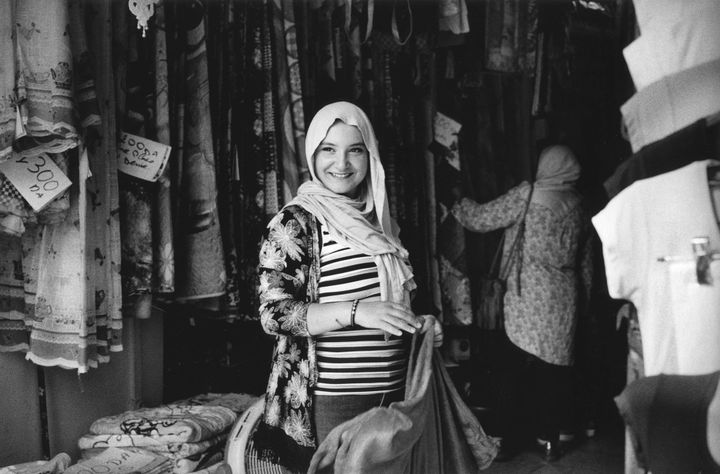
[{"x1": 254, "y1": 204, "x2": 324, "y2": 471}]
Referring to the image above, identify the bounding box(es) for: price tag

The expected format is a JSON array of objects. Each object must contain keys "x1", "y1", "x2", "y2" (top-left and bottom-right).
[
  {"x1": 0, "y1": 153, "x2": 72, "y2": 211},
  {"x1": 433, "y1": 112, "x2": 462, "y2": 150},
  {"x1": 117, "y1": 132, "x2": 171, "y2": 182}
]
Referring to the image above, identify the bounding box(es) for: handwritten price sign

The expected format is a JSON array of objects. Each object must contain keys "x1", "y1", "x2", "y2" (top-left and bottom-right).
[
  {"x1": 117, "y1": 132, "x2": 171, "y2": 182},
  {"x1": 0, "y1": 153, "x2": 72, "y2": 211}
]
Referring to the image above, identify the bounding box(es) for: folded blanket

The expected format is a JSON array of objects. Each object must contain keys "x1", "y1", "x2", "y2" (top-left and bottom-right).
[
  {"x1": 80, "y1": 433, "x2": 227, "y2": 460},
  {"x1": 89, "y1": 404, "x2": 236, "y2": 442}
]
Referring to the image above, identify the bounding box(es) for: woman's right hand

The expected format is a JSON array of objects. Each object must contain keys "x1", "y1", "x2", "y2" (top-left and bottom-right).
[{"x1": 354, "y1": 301, "x2": 422, "y2": 336}]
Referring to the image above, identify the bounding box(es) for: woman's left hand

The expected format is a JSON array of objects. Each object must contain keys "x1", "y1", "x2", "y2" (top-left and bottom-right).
[{"x1": 420, "y1": 314, "x2": 444, "y2": 348}]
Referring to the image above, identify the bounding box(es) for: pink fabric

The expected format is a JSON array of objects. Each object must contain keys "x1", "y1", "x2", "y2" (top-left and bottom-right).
[{"x1": 308, "y1": 316, "x2": 498, "y2": 473}]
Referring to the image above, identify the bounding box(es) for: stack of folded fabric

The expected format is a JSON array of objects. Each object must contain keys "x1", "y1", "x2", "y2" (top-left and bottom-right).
[
  {"x1": 67, "y1": 447, "x2": 173, "y2": 474},
  {"x1": 78, "y1": 393, "x2": 260, "y2": 473}
]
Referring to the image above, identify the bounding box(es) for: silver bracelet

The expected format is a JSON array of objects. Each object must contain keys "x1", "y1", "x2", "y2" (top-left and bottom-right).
[{"x1": 350, "y1": 299, "x2": 359, "y2": 327}]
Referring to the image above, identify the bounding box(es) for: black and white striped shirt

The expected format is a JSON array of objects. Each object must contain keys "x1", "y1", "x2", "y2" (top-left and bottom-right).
[{"x1": 315, "y1": 225, "x2": 408, "y2": 396}]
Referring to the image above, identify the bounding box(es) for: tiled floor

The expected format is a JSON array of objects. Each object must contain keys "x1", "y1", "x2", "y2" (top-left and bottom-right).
[{"x1": 483, "y1": 428, "x2": 625, "y2": 474}]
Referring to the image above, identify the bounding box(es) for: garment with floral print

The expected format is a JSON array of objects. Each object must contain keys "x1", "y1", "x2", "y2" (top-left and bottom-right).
[
  {"x1": 254, "y1": 205, "x2": 321, "y2": 471},
  {"x1": 452, "y1": 181, "x2": 593, "y2": 366}
]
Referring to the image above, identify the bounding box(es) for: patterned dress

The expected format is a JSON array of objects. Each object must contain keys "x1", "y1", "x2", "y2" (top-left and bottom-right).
[{"x1": 452, "y1": 181, "x2": 593, "y2": 366}]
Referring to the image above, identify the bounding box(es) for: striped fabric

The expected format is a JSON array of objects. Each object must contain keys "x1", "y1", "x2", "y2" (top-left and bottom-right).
[{"x1": 316, "y1": 226, "x2": 408, "y2": 396}]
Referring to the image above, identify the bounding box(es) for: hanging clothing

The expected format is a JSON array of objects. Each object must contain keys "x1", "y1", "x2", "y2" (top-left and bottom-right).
[
  {"x1": 604, "y1": 118, "x2": 716, "y2": 199},
  {"x1": 593, "y1": 160, "x2": 720, "y2": 376},
  {"x1": 621, "y1": 58, "x2": 720, "y2": 152},
  {"x1": 14, "y1": 0, "x2": 78, "y2": 156},
  {"x1": 623, "y1": 0, "x2": 720, "y2": 91},
  {"x1": 615, "y1": 371, "x2": 720, "y2": 474}
]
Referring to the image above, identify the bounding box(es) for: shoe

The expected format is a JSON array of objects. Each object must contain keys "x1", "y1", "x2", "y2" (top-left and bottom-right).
[
  {"x1": 543, "y1": 441, "x2": 562, "y2": 462},
  {"x1": 559, "y1": 430, "x2": 576, "y2": 443},
  {"x1": 494, "y1": 438, "x2": 517, "y2": 462}
]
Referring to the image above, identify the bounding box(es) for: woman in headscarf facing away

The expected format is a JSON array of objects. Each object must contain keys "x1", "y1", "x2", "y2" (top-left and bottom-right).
[
  {"x1": 448, "y1": 145, "x2": 594, "y2": 462},
  {"x1": 254, "y1": 102, "x2": 424, "y2": 471}
]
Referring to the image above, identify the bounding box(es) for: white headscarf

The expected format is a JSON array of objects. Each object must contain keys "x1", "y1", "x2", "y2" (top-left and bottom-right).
[
  {"x1": 285, "y1": 101, "x2": 415, "y2": 304},
  {"x1": 531, "y1": 145, "x2": 581, "y2": 215}
]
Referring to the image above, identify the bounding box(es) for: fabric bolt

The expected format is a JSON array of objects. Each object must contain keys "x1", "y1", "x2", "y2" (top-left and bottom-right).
[
  {"x1": 233, "y1": 0, "x2": 268, "y2": 321},
  {"x1": 14, "y1": 0, "x2": 78, "y2": 156},
  {"x1": 452, "y1": 179, "x2": 593, "y2": 366},
  {"x1": 308, "y1": 316, "x2": 497, "y2": 474},
  {"x1": 175, "y1": 9, "x2": 226, "y2": 303},
  {"x1": 152, "y1": 2, "x2": 175, "y2": 296},
  {"x1": 86, "y1": 0, "x2": 123, "y2": 353},
  {"x1": 615, "y1": 371, "x2": 720, "y2": 474},
  {"x1": 261, "y1": 1, "x2": 282, "y2": 217},
  {"x1": 593, "y1": 160, "x2": 720, "y2": 376},
  {"x1": 0, "y1": 0, "x2": 16, "y2": 161},
  {"x1": 621, "y1": 58, "x2": 720, "y2": 152},
  {"x1": 116, "y1": 5, "x2": 155, "y2": 320},
  {"x1": 623, "y1": 2, "x2": 720, "y2": 92},
  {"x1": 271, "y1": 0, "x2": 306, "y2": 202},
  {"x1": 89, "y1": 404, "x2": 237, "y2": 442},
  {"x1": 604, "y1": 119, "x2": 714, "y2": 199},
  {"x1": 67, "y1": 0, "x2": 101, "y2": 131}
]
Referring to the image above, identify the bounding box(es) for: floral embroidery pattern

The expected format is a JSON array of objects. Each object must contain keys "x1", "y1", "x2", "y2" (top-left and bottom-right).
[{"x1": 257, "y1": 206, "x2": 317, "y2": 453}]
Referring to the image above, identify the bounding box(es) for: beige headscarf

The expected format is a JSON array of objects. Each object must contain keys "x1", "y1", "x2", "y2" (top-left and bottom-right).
[
  {"x1": 531, "y1": 145, "x2": 581, "y2": 215},
  {"x1": 285, "y1": 101, "x2": 415, "y2": 304}
]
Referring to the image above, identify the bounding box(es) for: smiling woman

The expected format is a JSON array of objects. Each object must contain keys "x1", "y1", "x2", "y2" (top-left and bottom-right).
[
  {"x1": 313, "y1": 122, "x2": 369, "y2": 198},
  {"x1": 252, "y1": 101, "x2": 439, "y2": 472}
]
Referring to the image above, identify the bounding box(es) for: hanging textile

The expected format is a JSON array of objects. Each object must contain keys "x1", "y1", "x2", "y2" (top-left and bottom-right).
[
  {"x1": 25, "y1": 148, "x2": 95, "y2": 371},
  {"x1": 14, "y1": 0, "x2": 78, "y2": 156},
  {"x1": 152, "y1": 2, "x2": 175, "y2": 297},
  {"x1": 260, "y1": 0, "x2": 283, "y2": 217},
  {"x1": 116, "y1": 3, "x2": 154, "y2": 320},
  {"x1": 86, "y1": 0, "x2": 123, "y2": 355},
  {"x1": 0, "y1": 0, "x2": 16, "y2": 161},
  {"x1": 230, "y1": 1, "x2": 271, "y2": 321},
  {"x1": 175, "y1": 1, "x2": 226, "y2": 305},
  {"x1": 484, "y1": 0, "x2": 538, "y2": 74},
  {"x1": 205, "y1": 0, "x2": 242, "y2": 313}
]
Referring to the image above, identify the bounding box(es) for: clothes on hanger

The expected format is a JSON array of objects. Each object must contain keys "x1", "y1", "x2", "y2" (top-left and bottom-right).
[
  {"x1": 593, "y1": 160, "x2": 720, "y2": 376},
  {"x1": 604, "y1": 117, "x2": 720, "y2": 199},
  {"x1": 623, "y1": 0, "x2": 720, "y2": 92},
  {"x1": 621, "y1": 58, "x2": 720, "y2": 153}
]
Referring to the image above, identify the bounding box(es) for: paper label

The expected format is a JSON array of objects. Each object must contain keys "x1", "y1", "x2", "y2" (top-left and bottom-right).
[
  {"x1": 117, "y1": 132, "x2": 171, "y2": 182},
  {"x1": 433, "y1": 112, "x2": 462, "y2": 150},
  {"x1": 0, "y1": 153, "x2": 72, "y2": 211}
]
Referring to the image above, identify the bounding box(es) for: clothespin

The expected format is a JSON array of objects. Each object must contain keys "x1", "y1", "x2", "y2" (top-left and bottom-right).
[
  {"x1": 657, "y1": 236, "x2": 720, "y2": 285},
  {"x1": 692, "y1": 237, "x2": 713, "y2": 285}
]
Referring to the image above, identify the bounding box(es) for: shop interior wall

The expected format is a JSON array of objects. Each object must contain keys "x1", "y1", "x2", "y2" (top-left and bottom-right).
[{"x1": 0, "y1": 317, "x2": 163, "y2": 466}]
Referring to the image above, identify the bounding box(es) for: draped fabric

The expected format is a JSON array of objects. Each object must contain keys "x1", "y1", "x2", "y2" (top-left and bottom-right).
[
  {"x1": 175, "y1": 3, "x2": 226, "y2": 304},
  {"x1": 152, "y1": 2, "x2": 175, "y2": 297},
  {"x1": 14, "y1": 0, "x2": 78, "y2": 157},
  {"x1": 118, "y1": 5, "x2": 155, "y2": 319},
  {"x1": 485, "y1": 0, "x2": 538, "y2": 74},
  {"x1": 0, "y1": 0, "x2": 122, "y2": 370}
]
